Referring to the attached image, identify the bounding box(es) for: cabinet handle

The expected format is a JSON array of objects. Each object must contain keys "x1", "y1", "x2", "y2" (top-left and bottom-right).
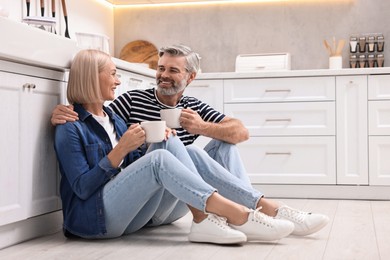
[
  {"x1": 129, "y1": 78, "x2": 143, "y2": 83},
  {"x1": 189, "y1": 85, "x2": 210, "y2": 88},
  {"x1": 23, "y1": 83, "x2": 36, "y2": 89},
  {"x1": 265, "y1": 89, "x2": 291, "y2": 93},
  {"x1": 265, "y1": 152, "x2": 291, "y2": 156},
  {"x1": 265, "y1": 118, "x2": 291, "y2": 122}
]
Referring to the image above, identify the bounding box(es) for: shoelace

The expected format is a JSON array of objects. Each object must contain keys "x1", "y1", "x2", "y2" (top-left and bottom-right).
[
  {"x1": 278, "y1": 205, "x2": 308, "y2": 223},
  {"x1": 250, "y1": 207, "x2": 275, "y2": 227},
  {"x1": 208, "y1": 214, "x2": 229, "y2": 229}
]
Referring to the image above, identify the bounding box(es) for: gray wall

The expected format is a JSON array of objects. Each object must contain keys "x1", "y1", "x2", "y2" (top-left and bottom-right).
[{"x1": 114, "y1": 1, "x2": 389, "y2": 72}]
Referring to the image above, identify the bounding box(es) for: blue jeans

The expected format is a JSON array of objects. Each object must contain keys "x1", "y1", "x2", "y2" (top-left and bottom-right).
[
  {"x1": 101, "y1": 136, "x2": 262, "y2": 238},
  {"x1": 202, "y1": 139, "x2": 252, "y2": 186}
]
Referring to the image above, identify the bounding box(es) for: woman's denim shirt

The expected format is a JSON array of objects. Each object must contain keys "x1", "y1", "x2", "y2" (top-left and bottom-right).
[{"x1": 54, "y1": 103, "x2": 141, "y2": 237}]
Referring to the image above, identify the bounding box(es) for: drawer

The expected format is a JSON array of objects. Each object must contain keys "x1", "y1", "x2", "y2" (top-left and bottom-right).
[
  {"x1": 369, "y1": 100, "x2": 390, "y2": 135},
  {"x1": 238, "y1": 136, "x2": 336, "y2": 184},
  {"x1": 224, "y1": 76, "x2": 335, "y2": 103},
  {"x1": 369, "y1": 136, "x2": 390, "y2": 185},
  {"x1": 224, "y1": 102, "x2": 335, "y2": 136},
  {"x1": 368, "y1": 75, "x2": 390, "y2": 100}
]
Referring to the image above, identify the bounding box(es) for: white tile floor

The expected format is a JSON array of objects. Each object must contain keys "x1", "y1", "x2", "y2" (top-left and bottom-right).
[{"x1": 1, "y1": 199, "x2": 390, "y2": 260}]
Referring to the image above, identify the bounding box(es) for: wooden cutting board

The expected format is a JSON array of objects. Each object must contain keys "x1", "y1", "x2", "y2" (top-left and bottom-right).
[{"x1": 119, "y1": 40, "x2": 159, "y2": 69}]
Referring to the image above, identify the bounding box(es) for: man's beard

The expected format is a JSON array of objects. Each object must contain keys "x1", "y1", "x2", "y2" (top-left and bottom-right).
[{"x1": 156, "y1": 78, "x2": 187, "y2": 96}]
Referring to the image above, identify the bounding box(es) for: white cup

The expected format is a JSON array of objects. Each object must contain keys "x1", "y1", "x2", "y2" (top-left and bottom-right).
[
  {"x1": 140, "y1": 121, "x2": 166, "y2": 143},
  {"x1": 160, "y1": 108, "x2": 182, "y2": 128},
  {"x1": 329, "y1": 56, "x2": 342, "y2": 69}
]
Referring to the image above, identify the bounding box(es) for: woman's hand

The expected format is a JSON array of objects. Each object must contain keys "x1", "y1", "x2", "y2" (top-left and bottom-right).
[
  {"x1": 164, "y1": 127, "x2": 176, "y2": 140},
  {"x1": 108, "y1": 124, "x2": 145, "y2": 167}
]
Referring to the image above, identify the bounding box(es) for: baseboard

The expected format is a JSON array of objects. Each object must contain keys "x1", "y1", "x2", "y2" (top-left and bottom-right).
[
  {"x1": 253, "y1": 184, "x2": 390, "y2": 200},
  {"x1": 0, "y1": 211, "x2": 63, "y2": 250}
]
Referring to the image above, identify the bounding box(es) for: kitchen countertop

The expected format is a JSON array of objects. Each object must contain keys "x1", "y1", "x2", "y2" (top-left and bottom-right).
[{"x1": 196, "y1": 67, "x2": 390, "y2": 80}]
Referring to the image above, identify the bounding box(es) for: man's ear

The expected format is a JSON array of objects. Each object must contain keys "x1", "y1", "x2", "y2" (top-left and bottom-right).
[{"x1": 187, "y1": 72, "x2": 197, "y2": 85}]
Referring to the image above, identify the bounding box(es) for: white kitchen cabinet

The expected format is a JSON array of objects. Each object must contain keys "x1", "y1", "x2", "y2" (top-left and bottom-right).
[
  {"x1": 369, "y1": 136, "x2": 390, "y2": 185},
  {"x1": 336, "y1": 76, "x2": 368, "y2": 185},
  {"x1": 185, "y1": 79, "x2": 224, "y2": 148},
  {"x1": 239, "y1": 136, "x2": 336, "y2": 184},
  {"x1": 368, "y1": 75, "x2": 390, "y2": 186},
  {"x1": 0, "y1": 60, "x2": 63, "y2": 237},
  {"x1": 224, "y1": 76, "x2": 335, "y2": 103},
  {"x1": 224, "y1": 102, "x2": 335, "y2": 136},
  {"x1": 223, "y1": 76, "x2": 336, "y2": 185}
]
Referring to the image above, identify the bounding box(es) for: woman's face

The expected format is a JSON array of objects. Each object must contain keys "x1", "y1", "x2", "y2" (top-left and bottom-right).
[{"x1": 99, "y1": 59, "x2": 120, "y2": 101}]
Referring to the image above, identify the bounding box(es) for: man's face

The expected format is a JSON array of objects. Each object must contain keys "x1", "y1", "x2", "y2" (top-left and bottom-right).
[{"x1": 156, "y1": 54, "x2": 190, "y2": 96}]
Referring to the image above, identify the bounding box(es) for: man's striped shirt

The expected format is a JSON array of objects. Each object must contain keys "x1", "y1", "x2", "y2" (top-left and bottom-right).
[{"x1": 108, "y1": 88, "x2": 225, "y2": 146}]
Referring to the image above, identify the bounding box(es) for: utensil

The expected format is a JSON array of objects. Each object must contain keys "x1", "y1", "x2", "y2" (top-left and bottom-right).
[
  {"x1": 40, "y1": 0, "x2": 45, "y2": 16},
  {"x1": 52, "y1": 0, "x2": 56, "y2": 33},
  {"x1": 26, "y1": 0, "x2": 30, "y2": 16},
  {"x1": 61, "y1": 0, "x2": 70, "y2": 38},
  {"x1": 39, "y1": 0, "x2": 45, "y2": 30}
]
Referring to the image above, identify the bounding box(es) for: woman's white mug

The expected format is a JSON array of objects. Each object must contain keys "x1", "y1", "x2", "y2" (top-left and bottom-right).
[
  {"x1": 160, "y1": 108, "x2": 182, "y2": 128},
  {"x1": 140, "y1": 121, "x2": 166, "y2": 143}
]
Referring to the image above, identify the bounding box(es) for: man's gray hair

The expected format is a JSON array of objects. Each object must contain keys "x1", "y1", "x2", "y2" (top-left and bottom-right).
[{"x1": 158, "y1": 44, "x2": 201, "y2": 73}]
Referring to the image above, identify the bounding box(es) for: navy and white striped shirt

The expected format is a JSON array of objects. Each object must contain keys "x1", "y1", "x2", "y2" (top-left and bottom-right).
[{"x1": 108, "y1": 88, "x2": 225, "y2": 146}]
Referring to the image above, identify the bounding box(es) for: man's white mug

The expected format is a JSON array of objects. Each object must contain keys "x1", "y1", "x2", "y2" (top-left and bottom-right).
[
  {"x1": 140, "y1": 121, "x2": 166, "y2": 143},
  {"x1": 160, "y1": 108, "x2": 182, "y2": 128}
]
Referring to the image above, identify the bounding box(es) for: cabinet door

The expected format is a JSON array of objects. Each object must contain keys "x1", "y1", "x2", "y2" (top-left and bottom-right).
[
  {"x1": 185, "y1": 80, "x2": 224, "y2": 148},
  {"x1": 369, "y1": 100, "x2": 390, "y2": 135},
  {"x1": 369, "y1": 136, "x2": 390, "y2": 185},
  {"x1": 0, "y1": 71, "x2": 26, "y2": 225},
  {"x1": 224, "y1": 77, "x2": 335, "y2": 103},
  {"x1": 336, "y1": 76, "x2": 368, "y2": 185},
  {"x1": 238, "y1": 136, "x2": 336, "y2": 184},
  {"x1": 368, "y1": 75, "x2": 390, "y2": 100},
  {"x1": 20, "y1": 75, "x2": 63, "y2": 217},
  {"x1": 224, "y1": 102, "x2": 335, "y2": 136},
  {"x1": 0, "y1": 70, "x2": 63, "y2": 226}
]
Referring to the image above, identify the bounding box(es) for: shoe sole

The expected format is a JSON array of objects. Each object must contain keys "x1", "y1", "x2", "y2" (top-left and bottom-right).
[
  {"x1": 292, "y1": 219, "x2": 329, "y2": 236},
  {"x1": 188, "y1": 233, "x2": 247, "y2": 244}
]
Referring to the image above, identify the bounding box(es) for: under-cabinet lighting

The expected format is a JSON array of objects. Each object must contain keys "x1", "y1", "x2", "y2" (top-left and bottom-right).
[{"x1": 102, "y1": 0, "x2": 353, "y2": 9}]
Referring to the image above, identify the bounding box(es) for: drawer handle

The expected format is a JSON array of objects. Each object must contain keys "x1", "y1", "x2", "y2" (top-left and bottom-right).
[
  {"x1": 129, "y1": 78, "x2": 143, "y2": 83},
  {"x1": 265, "y1": 89, "x2": 291, "y2": 93},
  {"x1": 265, "y1": 152, "x2": 291, "y2": 156},
  {"x1": 23, "y1": 83, "x2": 36, "y2": 89},
  {"x1": 265, "y1": 118, "x2": 292, "y2": 122},
  {"x1": 189, "y1": 85, "x2": 210, "y2": 88}
]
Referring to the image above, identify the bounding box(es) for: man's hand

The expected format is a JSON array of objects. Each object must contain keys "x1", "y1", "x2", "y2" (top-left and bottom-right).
[
  {"x1": 180, "y1": 108, "x2": 249, "y2": 144},
  {"x1": 51, "y1": 104, "x2": 79, "y2": 126},
  {"x1": 180, "y1": 108, "x2": 207, "y2": 135}
]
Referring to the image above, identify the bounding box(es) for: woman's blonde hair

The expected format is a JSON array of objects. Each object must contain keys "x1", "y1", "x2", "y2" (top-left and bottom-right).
[{"x1": 67, "y1": 49, "x2": 111, "y2": 104}]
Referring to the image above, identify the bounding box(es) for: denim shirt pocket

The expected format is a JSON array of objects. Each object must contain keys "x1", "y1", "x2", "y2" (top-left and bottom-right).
[{"x1": 84, "y1": 143, "x2": 104, "y2": 167}]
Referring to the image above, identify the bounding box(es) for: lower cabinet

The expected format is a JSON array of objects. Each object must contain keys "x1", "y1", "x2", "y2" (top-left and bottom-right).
[
  {"x1": 369, "y1": 137, "x2": 390, "y2": 186},
  {"x1": 0, "y1": 61, "x2": 64, "y2": 246},
  {"x1": 238, "y1": 136, "x2": 336, "y2": 184}
]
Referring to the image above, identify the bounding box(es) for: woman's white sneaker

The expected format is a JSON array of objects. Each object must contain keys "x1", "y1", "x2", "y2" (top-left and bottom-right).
[
  {"x1": 188, "y1": 213, "x2": 247, "y2": 244},
  {"x1": 275, "y1": 205, "x2": 329, "y2": 236},
  {"x1": 230, "y1": 208, "x2": 294, "y2": 241}
]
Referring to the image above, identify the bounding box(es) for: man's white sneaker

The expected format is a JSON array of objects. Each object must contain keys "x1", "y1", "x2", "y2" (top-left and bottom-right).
[
  {"x1": 275, "y1": 205, "x2": 330, "y2": 236},
  {"x1": 230, "y1": 208, "x2": 294, "y2": 241},
  {"x1": 188, "y1": 213, "x2": 247, "y2": 244}
]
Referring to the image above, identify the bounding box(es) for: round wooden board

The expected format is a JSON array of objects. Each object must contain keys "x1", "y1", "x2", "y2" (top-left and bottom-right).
[{"x1": 119, "y1": 40, "x2": 159, "y2": 70}]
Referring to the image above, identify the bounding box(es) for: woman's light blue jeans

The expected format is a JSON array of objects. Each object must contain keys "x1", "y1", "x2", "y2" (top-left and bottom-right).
[{"x1": 101, "y1": 136, "x2": 262, "y2": 238}]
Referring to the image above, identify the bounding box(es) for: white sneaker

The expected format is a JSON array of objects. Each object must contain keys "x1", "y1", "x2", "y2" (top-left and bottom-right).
[
  {"x1": 188, "y1": 213, "x2": 247, "y2": 244},
  {"x1": 230, "y1": 208, "x2": 294, "y2": 241},
  {"x1": 275, "y1": 205, "x2": 329, "y2": 236}
]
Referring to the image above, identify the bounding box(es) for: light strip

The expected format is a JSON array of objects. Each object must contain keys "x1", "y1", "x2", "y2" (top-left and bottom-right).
[{"x1": 112, "y1": 0, "x2": 352, "y2": 8}]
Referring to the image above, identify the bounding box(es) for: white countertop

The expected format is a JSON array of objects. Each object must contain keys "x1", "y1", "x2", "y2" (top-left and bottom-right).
[{"x1": 196, "y1": 67, "x2": 390, "y2": 80}]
